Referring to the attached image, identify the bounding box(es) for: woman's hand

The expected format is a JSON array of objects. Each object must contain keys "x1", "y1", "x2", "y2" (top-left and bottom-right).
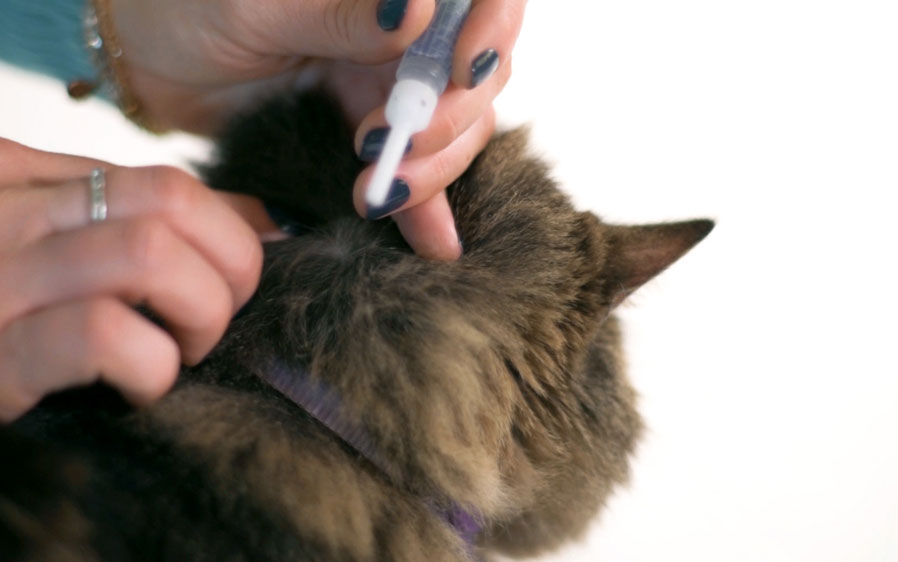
[
  {"x1": 112, "y1": 0, "x2": 526, "y2": 260},
  {"x1": 0, "y1": 139, "x2": 266, "y2": 422}
]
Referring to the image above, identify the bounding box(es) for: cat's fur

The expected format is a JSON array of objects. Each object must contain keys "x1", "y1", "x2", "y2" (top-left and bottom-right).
[{"x1": 0, "y1": 90, "x2": 712, "y2": 561}]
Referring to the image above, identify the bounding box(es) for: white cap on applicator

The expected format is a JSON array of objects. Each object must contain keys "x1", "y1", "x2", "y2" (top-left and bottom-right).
[{"x1": 365, "y1": 0, "x2": 472, "y2": 211}]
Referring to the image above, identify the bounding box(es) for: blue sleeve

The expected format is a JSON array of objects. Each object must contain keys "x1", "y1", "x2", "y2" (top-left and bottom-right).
[{"x1": 0, "y1": 0, "x2": 97, "y2": 84}]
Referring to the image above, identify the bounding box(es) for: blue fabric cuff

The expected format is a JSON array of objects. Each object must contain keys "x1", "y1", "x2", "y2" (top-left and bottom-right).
[{"x1": 0, "y1": 0, "x2": 96, "y2": 85}]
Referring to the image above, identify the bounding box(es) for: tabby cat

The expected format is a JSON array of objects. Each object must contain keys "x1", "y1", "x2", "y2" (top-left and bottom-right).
[{"x1": 0, "y1": 90, "x2": 712, "y2": 561}]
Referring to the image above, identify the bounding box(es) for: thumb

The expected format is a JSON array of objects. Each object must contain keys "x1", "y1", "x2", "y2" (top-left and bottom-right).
[{"x1": 255, "y1": 0, "x2": 435, "y2": 64}]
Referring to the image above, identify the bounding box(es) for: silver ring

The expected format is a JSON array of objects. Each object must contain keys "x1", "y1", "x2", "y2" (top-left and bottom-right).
[{"x1": 89, "y1": 168, "x2": 107, "y2": 222}]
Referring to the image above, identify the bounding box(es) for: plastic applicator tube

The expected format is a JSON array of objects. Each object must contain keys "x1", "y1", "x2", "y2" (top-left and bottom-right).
[{"x1": 365, "y1": 0, "x2": 472, "y2": 209}]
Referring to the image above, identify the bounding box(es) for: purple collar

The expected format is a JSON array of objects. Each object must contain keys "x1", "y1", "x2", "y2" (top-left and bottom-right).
[{"x1": 250, "y1": 358, "x2": 483, "y2": 556}]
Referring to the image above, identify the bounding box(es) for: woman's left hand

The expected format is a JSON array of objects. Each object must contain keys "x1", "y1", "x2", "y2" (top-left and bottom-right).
[{"x1": 111, "y1": 0, "x2": 526, "y2": 260}]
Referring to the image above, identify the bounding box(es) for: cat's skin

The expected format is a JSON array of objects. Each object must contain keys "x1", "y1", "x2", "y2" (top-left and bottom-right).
[{"x1": 0, "y1": 90, "x2": 712, "y2": 561}]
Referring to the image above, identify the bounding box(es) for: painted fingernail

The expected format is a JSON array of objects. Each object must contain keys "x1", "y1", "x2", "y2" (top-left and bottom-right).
[
  {"x1": 264, "y1": 202, "x2": 306, "y2": 236},
  {"x1": 377, "y1": 0, "x2": 408, "y2": 31},
  {"x1": 470, "y1": 48, "x2": 499, "y2": 88},
  {"x1": 366, "y1": 178, "x2": 410, "y2": 220},
  {"x1": 359, "y1": 127, "x2": 413, "y2": 162}
]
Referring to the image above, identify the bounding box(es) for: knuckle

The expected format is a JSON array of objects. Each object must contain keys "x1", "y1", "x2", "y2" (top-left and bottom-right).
[
  {"x1": 216, "y1": 0, "x2": 246, "y2": 25},
  {"x1": 435, "y1": 111, "x2": 465, "y2": 151},
  {"x1": 480, "y1": 105, "x2": 497, "y2": 135},
  {"x1": 80, "y1": 299, "x2": 124, "y2": 361},
  {"x1": 0, "y1": 388, "x2": 34, "y2": 423},
  {"x1": 231, "y1": 237, "x2": 263, "y2": 302},
  {"x1": 179, "y1": 281, "x2": 232, "y2": 367},
  {"x1": 198, "y1": 295, "x2": 233, "y2": 365},
  {"x1": 0, "y1": 330, "x2": 35, "y2": 418},
  {"x1": 145, "y1": 165, "x2": 202, "y2": 218},
  {"x1": 0, "y1": 187, "x2": 47, "y2": 246},
  {"x1": 121, "y1": 218, "x2": 173, "y2": 274},
  {"x1": 0, "y1": 138, "x2": 25, "y2": 162},
  {"x1": 207, "y1": 284, "x2": 233, "y2": 334},
  {"x1": 0, "y1": 321, "x2": 21, "y2": 359},
  {"x1": 142, "y1": 342, "x2": 180, "y2": 402},
  {"x1": 323, "y1": 0, "x2": 357, "y2": 58},
  {"x1": 207, "y1": 285, "x2": 234, "y2": 344},
  {"x1": 437, "y1": 153, "x2": 456, "y2": 182},
  {"x1": 430, "y1": 151, "x2": 456, "y2": 186},
  {"x1": 480, "y1": 112, "x2": 497, "y2": 147},
  {"x1": 29, "y1": 191, "x2": 52, "y2": 239}
]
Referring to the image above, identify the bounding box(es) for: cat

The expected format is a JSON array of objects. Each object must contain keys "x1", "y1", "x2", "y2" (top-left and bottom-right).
[{"x1": 0, "y1": 90, "x2": 712, "y2": 561}]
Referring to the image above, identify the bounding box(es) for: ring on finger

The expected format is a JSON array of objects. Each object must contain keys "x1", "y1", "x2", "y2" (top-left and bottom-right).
[{"x1": 89, "y1": 168, "x2": 108, "y2": 223}]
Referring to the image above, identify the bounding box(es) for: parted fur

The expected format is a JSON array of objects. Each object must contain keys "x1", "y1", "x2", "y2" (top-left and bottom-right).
[{"x1": 0, "y1": 90, "x2": 712, "y2": 561}]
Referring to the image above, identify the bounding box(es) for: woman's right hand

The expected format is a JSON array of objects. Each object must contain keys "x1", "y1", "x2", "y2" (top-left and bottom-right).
[{"x1": 0, "y1": 139, "x2": 264, "y2": 422}]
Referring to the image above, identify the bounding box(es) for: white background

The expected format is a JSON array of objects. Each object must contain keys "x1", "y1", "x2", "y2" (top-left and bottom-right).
[{"x1": 2, "y1": 1, "x2": 897, "y2": 561}]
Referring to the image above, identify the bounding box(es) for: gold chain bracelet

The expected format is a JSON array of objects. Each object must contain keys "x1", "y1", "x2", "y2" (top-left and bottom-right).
[{"x1": 68, "y1": 0, "x2": 164, "y2": 132}]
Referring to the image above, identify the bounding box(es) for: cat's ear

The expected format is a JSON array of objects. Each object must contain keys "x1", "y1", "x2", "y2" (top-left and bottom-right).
[{"x1": 603, "y1": 219, "x2": 714, "y2": 308}]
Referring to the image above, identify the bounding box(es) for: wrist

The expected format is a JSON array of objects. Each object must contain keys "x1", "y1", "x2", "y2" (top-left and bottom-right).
[
  {"x1": 83, "y1": 0, "x2": 159, "y2": 130},
  {"x1": 127, "y1": 69, "x2": 302, "y2": 136},
  {"x1": 45, "y1": 0, "x2": 169, "y2": 133}
]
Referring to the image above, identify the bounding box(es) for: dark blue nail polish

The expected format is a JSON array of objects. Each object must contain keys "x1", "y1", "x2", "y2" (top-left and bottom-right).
[
  {"x1": 470, "y1": 48, "x2": 499, "y2": 88},
  {"x1": 264, "y1": 202, "x2": 306, "y2": 236},
  {"x1": 366, "y1": 178, "x2": 410, "y2": 220},
  {"x1": 377, "y1": 0, "x2": 408, "y2": 31},
  {"x1": 359, "y1": 127, "x2": 413, "y2": 162}
]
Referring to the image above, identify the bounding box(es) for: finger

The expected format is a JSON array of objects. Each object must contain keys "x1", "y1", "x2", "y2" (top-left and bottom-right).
[
  {"x1": 318, "y1": 59, "x2": 400, "y2": 126},
  {"x1": 0, "y1": 138, "x2": 104, "y2": 187},
  {"x1": 0, "y1": 153, "x2": 261, "y2": 312},
  {"x1": 392, "y1": 191, "x2": 462, "y2": 261},
  {"x1": 0, "y1": 298, "x2": 179, "y2": 422},
  {"x1": 38, "y1": 166, "x2": 262, "y2": 312},
  {"x1": 0, "y1": 218, "x2": 234, "y2": 365},
  {"x1": 0, "y1": 164, "x2": 264, "y2": 313},
  {"x1": 240, "y1": 0, "x2": 435, "y2": 64},
  {"x1": 354, "y1": 58, "x2": 510, "y2": 161},
  {"x1": 451, "y1": 0, "x2": 526, "y2": 89},
  {"x1": 353, "y1": 105, "x2": 495, "y2": 219},
  {"x1": 213, "y1": 191, "x2": 287, "y2": 242}
]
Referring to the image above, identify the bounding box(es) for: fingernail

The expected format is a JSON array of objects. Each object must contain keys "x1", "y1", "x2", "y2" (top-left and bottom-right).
[
  {"x1": 470, "y1": 48, "x2": 500, "y2": 88},
  {"x1": 366, "y1": 178, "x2": 410, "y2": 220},
  {"x1": 377, "y1": 0, "x2": 408, "y2": 31},
  {"x1": 264, "y1": 202, "x2": 306, "y2": 236},
  {"x1": 359, "y1": 127, "x2": 413, "y2": 162}
]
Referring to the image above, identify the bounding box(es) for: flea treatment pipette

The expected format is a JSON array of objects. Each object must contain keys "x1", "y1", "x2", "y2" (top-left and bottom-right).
[{"x1": 365, "y1": 0, "x2": 472, "y2": 210}]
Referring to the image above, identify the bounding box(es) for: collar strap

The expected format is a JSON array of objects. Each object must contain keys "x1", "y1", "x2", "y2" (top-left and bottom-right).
[{"x1": 250, "y1": 358, "x2": 483, "y2": 554}]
